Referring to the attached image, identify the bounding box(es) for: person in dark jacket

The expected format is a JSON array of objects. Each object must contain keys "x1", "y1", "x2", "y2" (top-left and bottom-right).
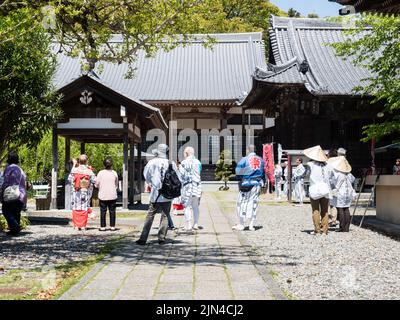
[{"x1": 0, "y1": 152, "x2": 27, "y2": 236}]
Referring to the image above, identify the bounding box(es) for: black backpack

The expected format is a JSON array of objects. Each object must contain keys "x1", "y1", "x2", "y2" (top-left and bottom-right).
[{"x1": 156, "y1": 161, "x2": 182, "y2": 201}]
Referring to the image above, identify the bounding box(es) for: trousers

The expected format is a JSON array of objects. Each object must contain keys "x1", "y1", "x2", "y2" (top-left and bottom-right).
[
  {"x1": 310, "y1": 197, "x2": 329, "y2": 234},
  {"x1": 337, "y1": 207, "x2": 351, "y2": 232},
  {"x1": 139, "y1": 202, "x2": 171, "y2": 242}
]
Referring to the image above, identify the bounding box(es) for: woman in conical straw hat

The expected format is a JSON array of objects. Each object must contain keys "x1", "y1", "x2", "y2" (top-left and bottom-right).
[
  {"x1": 328, "y1": 156, "x2": 356, "y2": 232},
  {"x1": 303, "y1": 145, "x2": 334, "y2": 235}
]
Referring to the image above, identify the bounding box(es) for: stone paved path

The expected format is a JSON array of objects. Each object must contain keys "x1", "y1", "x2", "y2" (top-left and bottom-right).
[{"x1": 60, "y1": 193, "x2": 284, "y2": 300}]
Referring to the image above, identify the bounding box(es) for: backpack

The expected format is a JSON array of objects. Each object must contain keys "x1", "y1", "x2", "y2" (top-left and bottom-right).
[
  {"x1": 73, "y1": 173, "x2": 91, "y2": 191},
  {"x1": 156, "y1": 162, "x2": 181, "y2": 201}
]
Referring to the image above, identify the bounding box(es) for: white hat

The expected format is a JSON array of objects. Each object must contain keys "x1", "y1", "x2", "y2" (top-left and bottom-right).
[
  {"x1": 152, "y1": 144, "x2": 169, "y2": 157},
  {"x1": 303, "y1": 145, "x2": 328, "y2": 162},
  {"x1": 338, "y1": 147, "x2": 347, "y2": 156},
  {"x1": 328, "y1": 156, "x2": 352, "y2": 173}
]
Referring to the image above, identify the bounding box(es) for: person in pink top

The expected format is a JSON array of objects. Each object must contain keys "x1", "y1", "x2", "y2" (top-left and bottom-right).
[{"x1": 95, "y1": 158, "x2": 119, "y2": 231}]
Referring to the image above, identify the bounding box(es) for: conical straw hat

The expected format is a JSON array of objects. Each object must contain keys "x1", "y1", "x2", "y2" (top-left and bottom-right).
[
  {"x1": 303, "y1": 145, "x2": 328, "y2": 162},
  {"x1": 328, "y1": 156, "x2": 352, "y2": 173}
]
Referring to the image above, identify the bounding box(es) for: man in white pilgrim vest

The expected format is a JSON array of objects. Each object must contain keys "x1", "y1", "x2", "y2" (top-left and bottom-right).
[
  {"x1": 292, "y1": 158, "x2": 306, "y2": 206},
  {"x1": 179, "y1": 146, "x2": 202, "y2": 231},
  {"x1": 233, "y1": 145, "x2": 265, "y2": 231}
]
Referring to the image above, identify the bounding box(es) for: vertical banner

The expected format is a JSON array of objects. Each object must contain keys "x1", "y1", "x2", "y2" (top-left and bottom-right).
[{"x1": 263, "y1": 143, "x2": 275, "y2": 187}]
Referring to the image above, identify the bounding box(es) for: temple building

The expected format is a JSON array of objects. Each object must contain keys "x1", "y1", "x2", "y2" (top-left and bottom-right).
[
  {"x1": 239, "y1": 16, "x2": 390, "y2": 176},
  {"x1": 329, "y1": 0, "x2": 400, "y2": 14}
]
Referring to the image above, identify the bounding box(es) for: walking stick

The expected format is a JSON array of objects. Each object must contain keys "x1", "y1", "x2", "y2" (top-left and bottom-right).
[
  {"x1": 350, "y1": 175, "x2": 366, "y2": 225},
  {"x1": 359, "y1": 173, "x2": 380, "y2": 228}
]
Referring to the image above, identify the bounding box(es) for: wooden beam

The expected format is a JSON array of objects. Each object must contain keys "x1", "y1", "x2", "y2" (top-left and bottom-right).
[
  {"x1": 64, "y1": 137, "x2": 71, "y2": 210},
  {"x1": 80, "y1": 142, "x2": 85, "y2": 155},
  {"x1": 137, "y1": 143, "x2": 143, "y2": 203},
  {"x1": 220, "y1": 109, "x2": 228, "y2": 152},
  {"x1": 241, "y1": 107, "x2": 246, "y2": 157},
  {"x1": 169, "y1": 105, "x2": 174, "y2": 161},
  {"x1": 130, "y1": 140, "x2": 135, "y2": 205},
  {"x1": 51, "y1": 127, "x2": 58, "y2": 210},
  {"x1": 122, "y1": 123, "x2": 129, "y2": 209}
]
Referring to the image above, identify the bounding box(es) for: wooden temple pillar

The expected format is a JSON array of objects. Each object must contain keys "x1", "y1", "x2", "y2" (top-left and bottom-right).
[
  {"x1": 122, "y1": 122, "x2": 129, "y2": 209},
  {"x1": 137, "y1": 142, "x2": 143, "y2": 203},
  {"x1": 129, "y1": 140, "x2": 135, "y2": 205},
  {"x1": 64, "y1": 137, "x2": 71, "y2": 210},
  {"x1": 51, "y1": 127, "x2": 58, "y2": 210},
  {"x1": 220, "y1": 109, "x2": 228, "y2": 152},
  {"x1": 80, "y1": 142, "x2": 85, "y2": 154},
  {"x1": 241, "y1": 107, "x2": 246, "y2": 157}
]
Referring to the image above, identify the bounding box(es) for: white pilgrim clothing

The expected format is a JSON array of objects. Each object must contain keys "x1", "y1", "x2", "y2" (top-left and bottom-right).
[
  {"x1": 274, "y1": 166, "x2": 283, "y2": 199},
  {"x1": 293, "y1": 163, "x2": 306, "y2": 203},
  {"x1": 179, "y1": 155, "x2": 202, "y2": 227},
  {"x1": 331, "y1": 171, "x2": 356, "y2": 208},
  {"x1": 143, "y1": 155, "x2": 180, "y2": 203}
]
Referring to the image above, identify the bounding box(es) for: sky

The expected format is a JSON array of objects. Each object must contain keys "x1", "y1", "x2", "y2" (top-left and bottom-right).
[{"x1": 270, "y1": 0, "x2": 342, "y2": 17}]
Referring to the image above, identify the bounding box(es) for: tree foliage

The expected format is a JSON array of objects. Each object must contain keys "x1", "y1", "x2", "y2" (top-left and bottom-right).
[
  {"x1": 332, "y1": 14, "x2": 400, "y2": 142},
  {"x1": 0, "y1": 8, "x2": 61, "y2": 161},
  {"x1": 215, "y1": 150, "x2": 236, "y2": 190},
  {"x1": 0, "y1": 1, "x2": 285, "y2": 76},
  {"x1": 17, "y1": 132, "x2": 124, "y2": 182},
  {"x1": 287, "y1": 8, "x2": 301, "y2": 18}
]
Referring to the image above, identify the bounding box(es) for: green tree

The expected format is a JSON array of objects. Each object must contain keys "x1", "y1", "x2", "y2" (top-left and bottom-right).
[
  {"x1": 215, "y1": 150, "x2": 236, "y2": 190},
  {"x1": 0, "y1": 0, "x2": 235, "y2": 77},
  {"x1": 1, "y1": 1, "x2": 286, "y2": 76},
  {"x1": 307, "y1": 13, "x2": 319, "y2": 18},
  {"x1": 0, "y1": 9, "x2": 61, "y2": 161},
  {"x1": 288, "y1": 8, "x2": 301, "y2": 18},
  {"x1": 18, "y1": 132, "x2": 124, "y2": 182},
  {"x1": 332, "y1": 14, "x2": 400, "y2": 142},
  {"x1": 221, "y1": 0, "x2": 285, "y2": 32}
]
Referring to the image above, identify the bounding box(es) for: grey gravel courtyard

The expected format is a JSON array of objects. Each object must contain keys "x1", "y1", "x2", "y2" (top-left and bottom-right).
[
  {"x1": 216, "y1": 191, "x2": 400, "y2": 300},
  {"x1": 1, "y1": 191, "x2": 399, "y2": 300}
]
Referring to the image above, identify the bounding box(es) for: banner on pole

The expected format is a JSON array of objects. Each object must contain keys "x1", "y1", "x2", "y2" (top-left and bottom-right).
[{"x1": 263, "y1": 143, "x2": 275, "y2": 187}]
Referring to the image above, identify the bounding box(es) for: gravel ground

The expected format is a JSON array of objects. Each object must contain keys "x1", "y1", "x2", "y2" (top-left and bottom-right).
[
  {"x1": 0, "y1": 225, "x2": 131, "y2": 273},
  {"x1": 238, "y1": 204, "x2": 400, "y2": 300}
]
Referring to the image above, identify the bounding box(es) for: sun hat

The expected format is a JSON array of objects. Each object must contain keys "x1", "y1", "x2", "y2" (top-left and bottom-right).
[
  {"x1": 328, "y1": 156, "x2": 352, "y2": 173},
  {"x1": 303, "y1": 145, "x2": 328, "y2": 162},
  {"x1": 152, "y1": 143, "x2": 169, "y2": 158}
]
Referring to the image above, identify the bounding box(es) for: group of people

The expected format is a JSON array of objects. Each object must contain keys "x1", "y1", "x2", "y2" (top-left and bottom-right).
[
  {"x1": 0, "y1": 143, "x2": 395, "y2": 239},
  {"x1": 68, "y1": 155, "x2": 119, "y2": 231},
  {"x1": 136, "y1": 144, "x2": 203, "y2": 245}
]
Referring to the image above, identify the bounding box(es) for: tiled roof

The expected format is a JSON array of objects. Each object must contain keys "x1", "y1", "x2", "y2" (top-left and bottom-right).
[
  {"x1": 329, "y1": 0, "x2": 400, "y2": 14},
  {"x1": 251, "y1": 16, "x2": 372, "y2": 97},
  {"x1": 53, "y1": 33, "x2": 265, "y2": 102}
]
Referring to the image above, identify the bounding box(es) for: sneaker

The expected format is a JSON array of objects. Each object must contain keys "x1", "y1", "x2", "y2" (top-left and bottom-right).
[
  {"x1": 310, "y1": 231, "x2": 320, "y2": 235},
  {"x1": 136, "y1": 240, "x2": 146, "y2": 246},
  {"x1": 110, "y1": 227, "x2": 116, "y2": 231},
  {"x1": 99, "y1": 227, "x2": 106, "y2": 232},
  {"x1": 232, "y1": 224, "x2": 244, "y2": 231},
  {"x1": 248, "y1": 225, "x2": 255, "y2": 231},
  {"x1": 193, "y1": 224, "x2": 199, "y2": 230}
]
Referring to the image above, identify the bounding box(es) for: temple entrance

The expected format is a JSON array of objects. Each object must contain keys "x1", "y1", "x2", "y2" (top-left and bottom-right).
[{"x1": 50, "y1": 74, "x2": 167, "y2": 210}]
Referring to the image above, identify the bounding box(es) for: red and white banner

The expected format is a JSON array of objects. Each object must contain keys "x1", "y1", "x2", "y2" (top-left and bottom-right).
[{"x1": 263, "y1": 143, "x2": 275, "y2": 187}]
